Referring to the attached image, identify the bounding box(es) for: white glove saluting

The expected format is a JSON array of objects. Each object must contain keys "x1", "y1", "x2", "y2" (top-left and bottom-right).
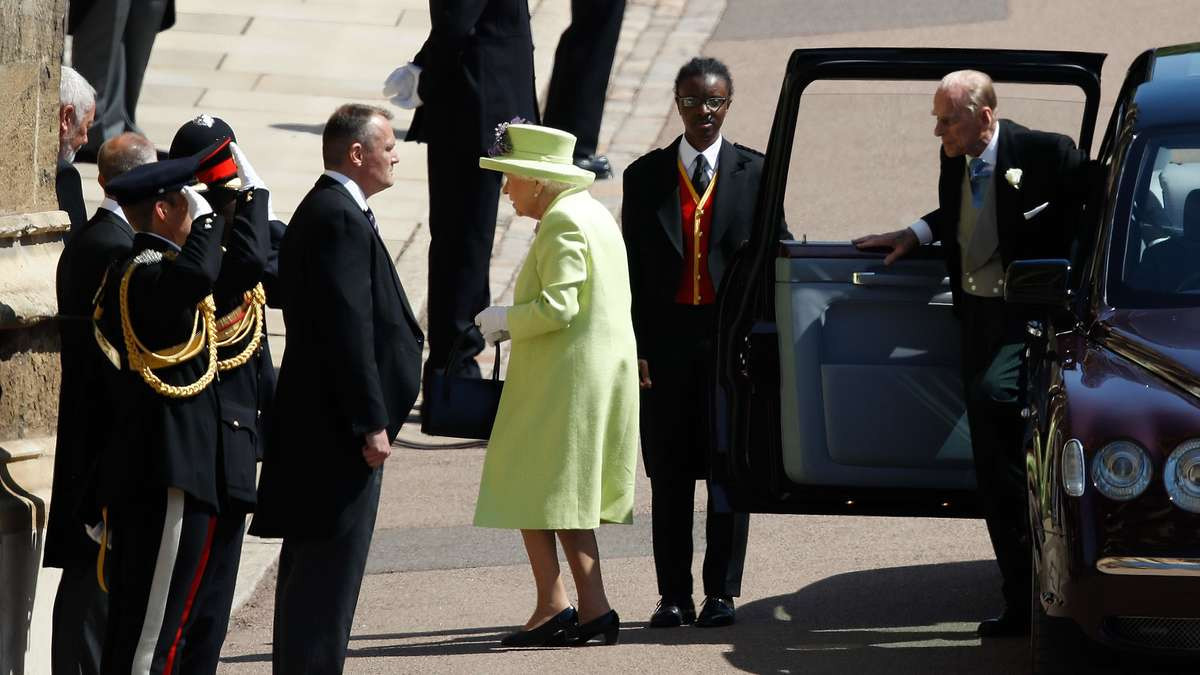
[
  {"x1": 229, "y1": 141, "x2": 278, "y2": 221},
  {"x1": 382, "y1": 62, "x2": 423, "y2": 109},
  {"x1": 474, "y1": 306, "x2": 510, "y2": 346},
  {"x1": 181, "y1": 184, "x2": 213, "y2": 220}
]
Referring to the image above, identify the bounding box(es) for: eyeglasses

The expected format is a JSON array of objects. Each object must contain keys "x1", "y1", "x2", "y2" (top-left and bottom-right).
[{"x1": 675, "y1": 96, "x2": 729, "y2": 111}]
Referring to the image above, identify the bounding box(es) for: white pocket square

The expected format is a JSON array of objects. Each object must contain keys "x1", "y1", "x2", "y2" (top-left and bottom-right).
[{"x1": 1023, "y1": 202, "x2": 1050, "y2": 220}]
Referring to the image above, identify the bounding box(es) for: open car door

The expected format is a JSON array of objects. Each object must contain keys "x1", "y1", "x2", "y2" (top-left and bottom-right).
[{"x1": 712, "y1": 48, "x2": 1104, "y2": 517}]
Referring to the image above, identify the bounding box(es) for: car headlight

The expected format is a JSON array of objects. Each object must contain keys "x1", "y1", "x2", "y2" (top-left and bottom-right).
[
  {"x1": 1091, "y1": 441, "x2": 1152, "y2": 501},
  {"x1": 1164, "y1": 440, "x2": 1200, "y2": 513},
  {"x1": 1062, "y1": 439, "x2": 1085, "y2": 497}
]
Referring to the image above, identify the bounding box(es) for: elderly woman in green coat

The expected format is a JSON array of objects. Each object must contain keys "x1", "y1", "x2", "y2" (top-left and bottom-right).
[{"x1": 473, "y1": 123, "x2": 638, "y2": 648}]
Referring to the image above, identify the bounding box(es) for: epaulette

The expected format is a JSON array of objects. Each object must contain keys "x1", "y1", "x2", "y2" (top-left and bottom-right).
[
  {"x1": 132, "y1": 248, "x2": 164, "y2": 266},
  {"x1": 733, "y1": 142, "x2": 765, "y2": 158}
]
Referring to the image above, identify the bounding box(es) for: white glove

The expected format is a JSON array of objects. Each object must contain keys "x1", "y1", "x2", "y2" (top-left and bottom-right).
[
  {"x1": 181, "y1": 184, "x2": 213, "y2": 220},
  {"x1": 382, "y1": 62, "x2": 423, "y2": 109},
  {"x1": 229, "y1": 141, "x2": 267, "y2": 191},
  {"x1": 474, "y1": 306, "x2": 510, "y2": 346}
]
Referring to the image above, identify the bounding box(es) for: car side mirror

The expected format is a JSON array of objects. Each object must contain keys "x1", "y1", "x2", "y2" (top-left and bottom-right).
[{"x1": 1004, "y1": 259, "x2": 1071, "y2": 307}]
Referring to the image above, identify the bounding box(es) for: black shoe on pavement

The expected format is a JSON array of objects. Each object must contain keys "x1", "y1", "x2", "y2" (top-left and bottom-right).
[
  {"x1": 573, "y1": 154, "x2": 613, "y2": 179},
  {"x1": 695, "y1": 596, "x2": 736, "y2": 628},
  {"x1": 649, "y1": 598, "x2": 696, "y2": 627},
  {"x1": 566, "y1": 609, "x2": 620, "y2": 646},
  {"x1": 500, "y1": 606, "x2": 577, "y2": 647},
  {"x1": 977, "y1": 606, "x2": 1031, "y2": 637}
]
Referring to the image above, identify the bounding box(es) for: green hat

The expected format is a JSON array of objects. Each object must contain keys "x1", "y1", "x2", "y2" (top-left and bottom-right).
[{"x1": 479, "y1": 123, "x2": 595, "y2": 187}]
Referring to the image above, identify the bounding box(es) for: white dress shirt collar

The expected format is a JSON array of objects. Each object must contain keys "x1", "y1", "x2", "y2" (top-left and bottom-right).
[
  {"x1": 99, "y1": 196, "x2": 129, "y2": 225},
  {"x1": 678, "y1": 134, "x2": 723, "y2": 176},
  {"x1": 322, "y1": 169, "x2": 369, "y2": 211},
  {"x1": 968, "y1": 120, "x2": 1001, "y2": 168}
]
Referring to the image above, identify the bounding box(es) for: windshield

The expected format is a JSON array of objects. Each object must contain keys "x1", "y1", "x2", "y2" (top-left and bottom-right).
[{"x1": 1110, "y1": 132, "x2": 1200, "y2": 308}]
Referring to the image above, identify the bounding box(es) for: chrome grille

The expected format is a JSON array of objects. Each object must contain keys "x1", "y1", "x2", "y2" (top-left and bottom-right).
[{"x1": 1105, "y1": 616, "x2": 1200, "y2": 650}]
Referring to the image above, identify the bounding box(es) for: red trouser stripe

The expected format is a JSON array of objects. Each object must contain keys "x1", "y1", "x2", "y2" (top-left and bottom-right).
[{"x1": 162, "y1": 516, "x2": 217, "y2": 674}]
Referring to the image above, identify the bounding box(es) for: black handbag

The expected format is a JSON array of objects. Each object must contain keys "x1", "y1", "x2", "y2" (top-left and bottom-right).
[{"x1": 420, "y1": 329, "x2": 504, "y2": 440}]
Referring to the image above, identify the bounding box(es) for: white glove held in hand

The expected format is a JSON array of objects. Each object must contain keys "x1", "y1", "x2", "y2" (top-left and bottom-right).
[
  {"x1": 181, "y1": 184, "x2": 213, "y2": 220},
  {"x1": 229, "y1": 141, "x2": 267, "y2": 191},
  {"x1": 383, "y1": 62, "x2": 423, "y2": 109},
  {"x1": 474, "y1": 306, "x2": 510, "y2": 346}
]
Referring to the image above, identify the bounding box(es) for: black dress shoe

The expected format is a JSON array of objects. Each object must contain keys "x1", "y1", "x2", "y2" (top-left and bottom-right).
[
  {"x1": 977, "y1": 607, "x2": 1031, "y2": 637},
  {"x1": 573, "y1": 154, "x2": 613, "y2": 179},
  {"x1": 695, "y1": 596, "x2": 736, "y2": 627},
  {"x1": 499, "y1": 606, "x2": 577, "y2": 647},
  {"x1": 649, "y1": 598, "x2": 696, "y2": 627},
  {"x1": 566, "y1": 609, "x2": 620, "y2": 646}
]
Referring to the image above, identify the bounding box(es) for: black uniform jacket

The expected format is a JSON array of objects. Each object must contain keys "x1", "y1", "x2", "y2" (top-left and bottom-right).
[
  {"x1": 212, "y1": 188, "x2": 272, "y2": 510},
  {"x1": 922, "y1": 119, "x2": 1087, "y2": 309},
  {"x1": 250, "y1": 176, "x2": 423, "y2": 539},
  {"x1": 56, "y1": 158, "x2": 87, "y2": 237},
  {"x1": 46, "y1": 206, "x2": 134, "y2": 567},
  {"x1": 407, "y1": 0, "x2": 539, "y2": 153},
  {"x1": 95, "y1": 214, "x2": 225, "y2": 510},
  {"x1": 622, "y1": 137, "x2": 788, "y2": 478}
]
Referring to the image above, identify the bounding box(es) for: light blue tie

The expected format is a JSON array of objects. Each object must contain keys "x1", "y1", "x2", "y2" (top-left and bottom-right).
[{"x1": 968, "y1": 157, "x2": 992, "y2": 209}]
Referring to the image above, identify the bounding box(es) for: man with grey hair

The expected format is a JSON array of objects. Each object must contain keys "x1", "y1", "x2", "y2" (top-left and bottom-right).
[
  {"x1": 854, "y1": 69, "x2": 1088, "y2": 637},
  {"x1": 57, "y1": 65, "x2": 97, "y2": 235},
  {"x1": 48, "y1": 131, "x2": 154, "y2": 675}
]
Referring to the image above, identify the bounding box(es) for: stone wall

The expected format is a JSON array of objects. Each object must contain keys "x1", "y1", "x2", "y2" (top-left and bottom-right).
[{"x1": 0, "y1": 0, "x2": 71, "y2": 672}]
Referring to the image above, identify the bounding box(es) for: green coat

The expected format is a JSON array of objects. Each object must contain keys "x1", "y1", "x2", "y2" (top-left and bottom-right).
[{"x1": 474, "y1": 189, "x2": 639, "y2": 530}]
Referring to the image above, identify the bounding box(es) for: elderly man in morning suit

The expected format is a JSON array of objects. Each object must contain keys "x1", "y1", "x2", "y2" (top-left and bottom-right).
[
  {"x1": 251, "y1": 104, "x2": 424, "y2": 672},
  {"x1": 854, "y1": 70, "x2": 1088, "y2": 637},
  {"x1": 56, "y1": 66, "x2": 96, "y2": 236}
]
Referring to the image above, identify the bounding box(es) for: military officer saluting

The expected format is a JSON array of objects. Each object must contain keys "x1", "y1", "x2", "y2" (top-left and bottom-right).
[{"x1": 91, "y1": 149, "x2": 237, "y2": 673}]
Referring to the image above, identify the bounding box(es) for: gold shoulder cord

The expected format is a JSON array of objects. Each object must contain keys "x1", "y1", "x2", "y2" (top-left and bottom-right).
[
  {"x1": 118, "y1": 250, "x2": 217, "y2": 398},
  {"x1": 214, "y1": 283, "x2": 266, "y2": 371}
]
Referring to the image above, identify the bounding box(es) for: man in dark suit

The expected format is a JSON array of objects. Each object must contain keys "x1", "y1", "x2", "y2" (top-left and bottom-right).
[
  {"x1": 403, "y1": 0, "x2": 538, "y2": 378},
  {"x1": 623, "y1": 57, "x2": 787, "y2": 630},
  {"x1": 56, "y1": 66, "x2": 96, "y2": 235},
  {"x1": 251, "y1": 104, "x2": 424, "y2": 672},
  {"x1": 854, "y1": 70, "x2": 1088, "y2": 637},
  {"x1": 68, "y1": 0, "x2": 174, "y2": 158},
  {"x1": 48, "y1": 131, "x2": 154, "y2": 675},
  {"x1": 543, "y1": 0, "x2": 626, "y2": 178}
]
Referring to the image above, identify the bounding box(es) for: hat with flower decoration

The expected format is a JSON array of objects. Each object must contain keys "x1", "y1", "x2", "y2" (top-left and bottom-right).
[{"x1": 478, "y1": 121, "x2": 595, "y2": 186}]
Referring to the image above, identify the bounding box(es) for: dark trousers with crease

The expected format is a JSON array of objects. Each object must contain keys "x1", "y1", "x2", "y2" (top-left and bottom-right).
[
  {"x1": 424, "y1": 139, "x2": 501, "y2": 376},
  {"x1": 51, "y1": 555, "x2": 107, "y2": 675},
  {"x1": 651, "y1": 477, "x2": 749, "y2": 601},
  {"x1": 958, "y1": 292, "x2": 1031, "y2": 612},
  {"x1": 542, "y1": 0, "x2": 626, "y2": 159},
  {"x1": 272, "y1": 468, "x2": 382, "y2": 674}
]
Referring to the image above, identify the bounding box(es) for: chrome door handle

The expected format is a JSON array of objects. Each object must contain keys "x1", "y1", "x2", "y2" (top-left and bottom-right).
[{"x1": 851, "y1": 272, "x2": 948, "y2": 288}]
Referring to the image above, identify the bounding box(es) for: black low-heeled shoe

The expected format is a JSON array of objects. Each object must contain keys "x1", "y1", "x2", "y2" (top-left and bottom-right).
[
  {"x1": 566, "y1": 609, "x2": 620, "y2": 646},
  {"x1": 499, "y1": 606, "x2": 577, "y2": 647}
]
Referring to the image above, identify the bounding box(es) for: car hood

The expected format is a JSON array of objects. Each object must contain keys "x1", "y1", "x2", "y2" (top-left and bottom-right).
[{"x1": 1099, "y1": 308, "x2": 1200, "y2": 399}]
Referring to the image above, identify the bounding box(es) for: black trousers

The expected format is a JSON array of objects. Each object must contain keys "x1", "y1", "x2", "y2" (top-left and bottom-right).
[
  {"x1": 424, "y1": 139, "x2": 502, "y2": 375},
  {"x1": 102, "y1": 488, "x2": 234, "y2": 675},
  {"x1": 51, "y1": 555, "x2": 107, "y2": 675},
  {"x1": 71, "y1": 0, "x2": 168, "y2": 153},
  {"x1": 273, "y1": 468, "x2": 382, "y2": 674},
  {"x1": 958, "y1": 293, "x2": 1030, "y2": 611},
  {"x1": 542, "y1": 0, "x2": 626, "y2": 159},
  {"x1": 651, "y1": 476, "x2": 749, "y2": 601}
]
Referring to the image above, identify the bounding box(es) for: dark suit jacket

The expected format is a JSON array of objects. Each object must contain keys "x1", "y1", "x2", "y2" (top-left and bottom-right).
[
  {"x1": 56, "y1": 159, "x2": 87, "y2": 238},
  {"x1": 407, "y1": 0, "x2": 539, "y2": 153},
  {"x1": 67, "y1": 0, "x2": 175, "y2": 34},
  {"x1": 623, "y1": 137, "x2": 787, "y2": 477},
  {"x1": 922, "y1": 119, "x2": 1087, "y2": 309},
  {"x1": 250, "y1": 176, "x2": 423, "y2": 539},
  {"x1": 45, "y1": 207, "x2": 134, "y2": 567},
  {"x1": 95, "y1": 217, "x2": 226, "y2": 510}
]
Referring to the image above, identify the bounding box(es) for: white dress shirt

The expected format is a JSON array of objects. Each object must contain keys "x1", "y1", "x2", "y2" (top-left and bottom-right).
[
  {"x1": 98, "y1": 196, "x2": 129, "y2": 225},
  {"x1": 909, "y1": 121, "x2": 1001, "y2": 244},
  {"x1": 322, "y1": 169, "x2": 369, "y2": 211},
  {"x1": 678, "y1": 134, "x2": 723, "y2": 184}
]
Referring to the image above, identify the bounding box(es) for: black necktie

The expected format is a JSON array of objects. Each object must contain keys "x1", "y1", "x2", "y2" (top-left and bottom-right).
[
  {"x1": 691, "y1": 155, "x2": 710, "y2": 196},
  {"x1": 364, "y1": 207, "x2": 377, "y2": 231}
]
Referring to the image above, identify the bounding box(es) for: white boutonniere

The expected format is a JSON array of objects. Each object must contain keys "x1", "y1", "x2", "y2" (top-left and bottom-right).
[{"x1": 1005, "y1": 168, "x2": 1023, "y2": 190}]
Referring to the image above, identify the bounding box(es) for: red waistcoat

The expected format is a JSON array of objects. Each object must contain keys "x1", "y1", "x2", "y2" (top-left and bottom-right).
[{"x1": 675, "y1": 159, "x2": 718, "y2": 305}]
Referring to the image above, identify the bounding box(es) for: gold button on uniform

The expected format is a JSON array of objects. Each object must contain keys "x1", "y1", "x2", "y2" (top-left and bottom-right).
[{"x1": 232, "y1": 420, "x2": 240, "y2": 428}]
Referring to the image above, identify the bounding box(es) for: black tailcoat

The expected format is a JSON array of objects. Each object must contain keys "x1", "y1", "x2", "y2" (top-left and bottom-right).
[
  {"x1": 622, "y1": 137, "x2": 788, "y2": 478},
  {"x1": 56, "y1": 159, "x2": 88, "y2": 237},
  {"x1": 923, "y1": 119, "x2": 1087, "y2": 308},
  {"x1": 251, "y1": 176, "x2": 423, "y2": 539},
  {"x1": 46, "y1": 207, "x2": 134, "y2": 567},
  {"x1": 95, "y1": 215, "x2": 226, "y2": 510}
]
